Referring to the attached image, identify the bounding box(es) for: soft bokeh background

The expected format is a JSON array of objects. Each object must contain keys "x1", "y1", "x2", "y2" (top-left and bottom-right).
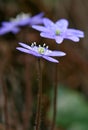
[{"x1": 0, "y1": 0, "x2": 88, "y2": 130}]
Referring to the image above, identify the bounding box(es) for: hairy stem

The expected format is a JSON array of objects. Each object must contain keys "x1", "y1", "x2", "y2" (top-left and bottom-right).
[
  {"x1": 35, "y1": 58, "x2": 42, "y2": 130},
  {"x1": 2, "y1": 76, "x2": 10, "y2": 130},
  {"x1": 51, "y1": 64, "x2": 58, "y2": 130}
]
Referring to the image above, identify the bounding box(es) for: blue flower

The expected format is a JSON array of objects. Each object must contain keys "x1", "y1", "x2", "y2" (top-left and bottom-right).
[
  {"x1": 16, "y1": 42, "x2": 66, "y2": 63},
  {"x1": 13, "y1": 12, "x2": 44, "y2": 26},
  {"x1": 0, "y1": 12, "x2": 44, "y2": 35},
  {"x1": 32, "y1": 18, "x2": 84, "y2": 44}
]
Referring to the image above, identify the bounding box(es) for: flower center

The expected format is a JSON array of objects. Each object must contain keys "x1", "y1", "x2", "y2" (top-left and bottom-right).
[
  {"x1": 10, "y1": 13, "x2": 30, "y2": 22},
  {"x1": 31, "y1": 42, "x2": 48, "y2": 54},
  {"x1": 55, "y1": 30, "x2": 60, "y2": 35},
  {"x1": 38, "y1": 47, "x2": 45, "y2": 54}
]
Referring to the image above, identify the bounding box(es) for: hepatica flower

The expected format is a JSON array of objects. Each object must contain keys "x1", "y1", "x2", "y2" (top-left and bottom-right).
[
  {"x1": 0, "y1": 12, "x2": 44, "y2": 35},
  {"x1": 16, "y1": 42, "x2": 66, "y2": 63},
  {"x1": 10, "y1": 12, "x2": 44, "y2": 26},
  {"x1": 32, "y1": 18, "x2": 84, "y2": 44}
]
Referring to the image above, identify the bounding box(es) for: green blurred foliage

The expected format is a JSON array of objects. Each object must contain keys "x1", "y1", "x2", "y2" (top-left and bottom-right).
[{"x1": 49, "y1": 85, "x2": 88, "y2": 130}]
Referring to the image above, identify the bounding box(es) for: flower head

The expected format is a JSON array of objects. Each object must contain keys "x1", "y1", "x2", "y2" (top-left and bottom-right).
[
  {"x1": 10, "y1": 12, "x2": 44, "y2": 26},
  {"x1": 32, "y1": 18, "x2": 84, "y2": 44},
  {"x1": 0, "y1": 12, "x2": 44, "y2": 35},
  {"x1": 16, "y1": 42, "x2": 66, "y2": 63}
]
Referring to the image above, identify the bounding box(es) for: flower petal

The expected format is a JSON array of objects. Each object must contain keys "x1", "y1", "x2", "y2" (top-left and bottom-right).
[
  {"x1": 56, "y1": 19, "x2": 69, "y2": 31},
  {"x1": 65, "y1": 35, "x2": 80, "y2": 42},
  {"x1": 0, "y1": 25, "x2": 18, "y2": 35},
  {"x1": 0, "y1": 28, "x2": 9, "y2": 35},
  {"x1": 43, "y1": 18, "x2": 55, "y2": 27},
  {"x1": 11, "y1": 27, "x2": 20, "y2": 33},
  {"x1": 16, "y1": 47, "x2": 41, "y2": 57},
  {"x1": 42, "y1": 55, "x2": 59, "y2": 63},
  {"x1": 1, "y1": 22, "x2": 10, "y2": 26},
  {"x1": 32, "y1": 25, "x2": 49, "y2": 32},
  {"x1": 36, "y1": 12, "x2": 44, "y2": 17},
  {"x1": 31, "y1": 12, "x2": 44, "y2": 20},
  {"x1": 40, "y1": 32, "x2": 54, "y2": 39},
  {"x1": 18, "y1": 42, "x2": 31, "y2": 50},
  {"x1": 30, "y1": 12, "x2": 44, "y2": 25},
  {"x1": 66, "y1": 29, "x2": 84, "y2": 38},
  {"x1": 55, "y1": 36, "x2": 64, "y2": 44},
  {"x1": 47, "y1": 51, "x2": 66, "y2": 56}
]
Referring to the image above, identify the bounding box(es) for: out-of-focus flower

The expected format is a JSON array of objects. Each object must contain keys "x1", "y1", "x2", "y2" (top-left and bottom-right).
[
  {"x1": 11, "y1": 12, "x2": 44, "y2": 26},
  {"x1": 16, "y1": 42, "x2": 66, "y2": 63},
  {"x1": 0, "y1": 12, "x2": 44, "y2": 35},
  {"x1": 32, "y1": 18, "x2": 84, "y2": 44},
  {"x1": 28, "y1": 12, "x2": 44, "y2": 26}
]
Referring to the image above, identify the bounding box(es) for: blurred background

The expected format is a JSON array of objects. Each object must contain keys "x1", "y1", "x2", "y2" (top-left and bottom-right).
[{"x1": 0, "y1": 0, "x2": 88, "y2": 130}]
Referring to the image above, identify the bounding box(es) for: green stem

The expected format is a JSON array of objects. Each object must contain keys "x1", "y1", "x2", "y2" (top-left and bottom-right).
[{"x1": 35, "y1": 58, "x2": 42, "y2": 130}]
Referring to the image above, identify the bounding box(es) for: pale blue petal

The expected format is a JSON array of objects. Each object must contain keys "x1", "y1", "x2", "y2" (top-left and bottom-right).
[
  {"x1": 31, "y1": 12, "x2": 44, "y2": 20},
  {"x1": 32, "y1": 12, "x2": 44, "y2": 19},
  {"x1": 42, "y1": 55, "x2": 59, "y2": 63},
  {"x1": 65, "y1": 35, "x2": 80, "y2": 42},
  {"x1": 40, "y1": 32, "x2": 54, "y2": 39},
  {"x1": 55, "y1": 36, "x2": 64, "y2": 44},
  {"x1": 43, "y1": 18, "x2": 55, "y2": 27},
  {"x1": 66, "y1": 29, "x2": 84, "y2": 38},
  {"x1": 0, "y1": 27, "x2": 10, "y2": 35},
  {"x1": 0, "y1": 25, "x2": 18, "y2": 34},
  {"x1": 28, "y1": 12, "x2": 44, "y2": 25},
  {"x1": 16, "y1": 47, "x2": 41, "y2": 57},
  {"x1": 18, "y1": 42, "x2": 31, "y2": 50},
  {"x1": 32, "y1": 25, "x2": 49, "y2": 32},
  {"x1": 36, "y1": 12, "x2": 44, "y2": 17},
  {"x1": 11, "y1": 27, "x2": 20, "y2": 33},
  {"x1": 56, "y1": 19, "x2": 68, "y2": 31},
  {"x1": 1, "y1": 22, "x2": 10, "y2": 26},
  {"x1": 16, "y1": 47, "x2": 31, "y2": 54},
  {"x1": 47, "y1": 51, "x2": 66, "y2": 56}
]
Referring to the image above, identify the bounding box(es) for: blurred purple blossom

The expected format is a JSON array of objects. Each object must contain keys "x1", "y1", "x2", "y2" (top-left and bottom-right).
[
  {"x1": 16, "y1": 42, "x2": 66, "y2": 63},
  {"x1": 0, "y1": 12, "x2": 44, "y2": 35},
  {"x1": 32, "y1": 18, "x2": 84, "y2": 44}
]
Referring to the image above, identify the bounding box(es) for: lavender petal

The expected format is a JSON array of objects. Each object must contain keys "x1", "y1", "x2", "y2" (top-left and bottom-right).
[
  {"x1": 42, "y1": 55, "x2": 59, "y2": 63},
  {"x1": 55, "y1": 36, "x2": 64, "y2": 44},
  {"x1": 40, "y1": 32, "x2": 54, "y2": 39},
  {"x1": 11, "y1": 27, "x2": 20, "y2": 33},
  {"x1": 32, "y1": 25, "x2": 49, "y2": 32},
  {"x1": 43, "y1": 18, "x2": 55, "y2": 27},
  {"x1": 56, "y1": 19, "x2": 68, "y2": 31},
  {"x1": 47, "y1": 51, "x2": 66, "y2": 56},
  {"x1": 18, "y1": 42, "x2": 31, "y2": 50},
  {"x1": 67, "y1": 29, "x2": 84, "y2": 38},
  {"x1": 16, "y1": 47, "x2": 41, "y2": 57},
  {"x1": 65, "y1": 35, "x2": 80, "y2": 42}
]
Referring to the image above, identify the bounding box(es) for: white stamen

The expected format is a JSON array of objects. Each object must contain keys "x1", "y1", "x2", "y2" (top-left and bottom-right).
[
  {"x1": 43, "y1": 43, "x2": 46, "y2": 47},
  {"x1": 46, "y1": 46, "x2": 48, "y2": 49},
  {"x1": 31, "y1": 43, "x2": 34, "y2": 47},
  {"x1": 33, "y1": 42, "x2": 36, "y2": 45}
]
